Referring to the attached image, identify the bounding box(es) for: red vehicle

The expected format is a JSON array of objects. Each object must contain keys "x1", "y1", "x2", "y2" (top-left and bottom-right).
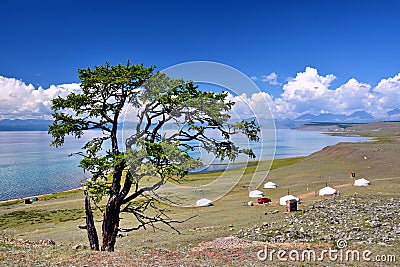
[{"x1": 257, "y1": 197, "x2": 272, "y2": 204}]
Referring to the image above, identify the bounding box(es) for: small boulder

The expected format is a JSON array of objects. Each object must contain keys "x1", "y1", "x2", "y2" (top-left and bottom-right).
[{"x1": 74, "y1": 244, "x2": 88, "y2": 250}]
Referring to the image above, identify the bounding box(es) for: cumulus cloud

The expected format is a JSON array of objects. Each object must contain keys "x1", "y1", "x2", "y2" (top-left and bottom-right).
[
  {"x1": 331, "y1": 78, "x2": 374, "y2": 113},
  {"x1": 278, "y1": 67, "x2": 335, "y2": 115},
  {"x1": 0, "y1": 76, "x2": 81, "y2": 119},
  {"x1": 227, "y1": 92, "x2": 275, "y2": 119},
  {"x1": 374, "y1": 73, "x2": 400, "y2": 109},
  {"x1": 274, "y1": 67, "x2": 377, "y2": 117},
  {"x1": 2, "y1": 67, "x2": 400, "y2": 121},
  {"x1": 260, "y1": 72, "x2": 281, "y2": 85},
  {"x1": 244, "y1": 67, "x2": 400, "y2": 119}
]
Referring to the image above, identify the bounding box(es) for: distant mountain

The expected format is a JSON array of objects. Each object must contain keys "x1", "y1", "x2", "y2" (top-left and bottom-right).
[
  {"x1": 295, "y1": 113, "x2": 317, "y2": 121},
  {"x1": 387, "y1": 108, "x2": 400, "y2": 116},
  {"x1": 230, "y1": 116, "x2": 300, "y2": 129},
  {"x1": 348, "y1": 111, "x2": 374, "y2": 120},
  {"x1": 273, "y1": 118, "x2": 304, "y2": 129},
  {"x1": 316, "y1": 113, "x2": 347, "y2": 122},
  {"x1": 295, "y1": 112, "x2": 375, "y2": 123},
  {"x1": 1, "y1": 109, "x2": 396, "y2": 132},
  {"x1": 0, "y1": 119, "x2": 52, "y2": 131},
  {"x1": 295, "y1": 113, "x2": 340, "y2": 122}
]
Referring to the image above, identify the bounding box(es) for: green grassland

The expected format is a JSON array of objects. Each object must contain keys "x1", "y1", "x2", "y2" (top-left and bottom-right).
[{"x1": 1, "y1": 122, "x2": 400, "y2": 266}]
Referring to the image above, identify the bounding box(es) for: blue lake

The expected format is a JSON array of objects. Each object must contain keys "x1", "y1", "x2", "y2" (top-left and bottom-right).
[{"x1": 0, "y1": 129, "x2": 369, "y2": 201}]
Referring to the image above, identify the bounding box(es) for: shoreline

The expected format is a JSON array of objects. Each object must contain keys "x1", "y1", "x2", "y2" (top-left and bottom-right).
[
  {"x1": 0, "y1": 159, "x2": 276, "y2": 204},
  {"x1": 0, "y1": 129, "x2": 374, "y2": 204},
  {"x1": 0, "y1": 187, "x2": 83, "y2": 205}
]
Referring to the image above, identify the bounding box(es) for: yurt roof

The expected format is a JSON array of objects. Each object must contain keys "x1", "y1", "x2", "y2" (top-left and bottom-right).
[
  {"x1": 196, "y1": 198, "x2": 212, "y2": 207},
  {"x1": 354, "y1": 178, "x2": 370, "y2": 186},
  {"x1": 279, "y1": 194, "x2": 299, "y2": 205},
  {"x1": 318, "y1": 186, "x2": 337, "y2": 196},
  {"x1": 264, "y1": 181, "x2": 277, "y2": 188},
  {"x1": 249, "y1": 190, "x2": 264, "y2": 198}
]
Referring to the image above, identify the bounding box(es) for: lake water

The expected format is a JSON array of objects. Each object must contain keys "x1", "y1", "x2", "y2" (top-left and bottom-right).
[{"x1": 0, "y1": 129, "x2": 369, "y2": 201}]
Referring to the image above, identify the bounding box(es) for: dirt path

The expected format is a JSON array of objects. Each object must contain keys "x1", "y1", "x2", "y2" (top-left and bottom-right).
[{"x1": 297, "y1": 176, "x2": 400, "y2": 200}]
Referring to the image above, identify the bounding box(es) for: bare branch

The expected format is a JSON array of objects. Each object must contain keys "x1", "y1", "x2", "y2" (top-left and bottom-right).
[
  {"x1": 121, "y1": 177, "x2": 164, "y2": 205},
  {"x1": 119, "y1": 199, "x2": 197, "y2": 234}
]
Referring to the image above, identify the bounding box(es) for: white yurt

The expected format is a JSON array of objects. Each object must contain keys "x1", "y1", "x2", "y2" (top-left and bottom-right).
[
  {"x1": 354, "y1": 178, "x2": 370, "y2": 186},
  {"x1": 249, "y1": 190, "x2": 264, "y2": 198},
  {"x1": 264, "y1": 181, "x2": 277, "y2": 189},
  {"x1": 196, "y1": 198, "x2": 212, "y2": 207},
  {"x1": 318, "y1": 186, "x2": 337, "y2": 196},
  {"x1": 279, "y1": 195, "x2": 299, "y2": 205}
]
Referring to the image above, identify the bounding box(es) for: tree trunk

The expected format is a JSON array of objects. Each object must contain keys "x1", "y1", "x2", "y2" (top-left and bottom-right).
[
  {"x1": 101, "y1": 195, "x2": 120, "y2": 252},
  {"x1": 84, "y1": 189, "x2": 99, "y2": 251}
]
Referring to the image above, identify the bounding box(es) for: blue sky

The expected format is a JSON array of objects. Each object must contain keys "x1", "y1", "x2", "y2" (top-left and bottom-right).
[{"x1": 1, "y1": 0, "x2": 400, "y2": 119}]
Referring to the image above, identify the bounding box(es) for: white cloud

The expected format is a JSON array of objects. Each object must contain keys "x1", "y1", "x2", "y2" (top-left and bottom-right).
[
  {"x1": 0, "y1": 76, "x2": 81, "y2": 119},
  {"x1": 276, "y1": 67, "x2": 336, "y2": 116},
  {"x1": 2, "y1": 67, "x2": 400, "y2": 121},
  {"x1": 331, "y1": 78, "x2": 374, "y2": 113},
  {"x1": 247, "y1": 67, "x2": 400, "y2": 119},
  {"x1": 281, "y1": 67, "x2": 335, "y2": 101},
  {"x1": 374, "y1": 73, "x2": 400, "y2": 109},
  {"x1": 227, "y1": 92, "x2": 275, "y2": 120},
  {"x1": 260, "y1": 72, "x2": 281, "y2": 85},
  {"x1": 275, "y1": 68, "x2": 376, "y2": 116}
]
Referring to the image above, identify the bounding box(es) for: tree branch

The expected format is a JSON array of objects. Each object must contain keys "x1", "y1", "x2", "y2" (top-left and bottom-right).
[
  {"x1": 118, "y1": 171, "x2": 132, "y2": 203},
  {"x1": 119, "y1": 198, "x2": 197, "y2": 234},
  {"x1": 121, "y1": 176, "x2": 165, "y2": 205}
]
